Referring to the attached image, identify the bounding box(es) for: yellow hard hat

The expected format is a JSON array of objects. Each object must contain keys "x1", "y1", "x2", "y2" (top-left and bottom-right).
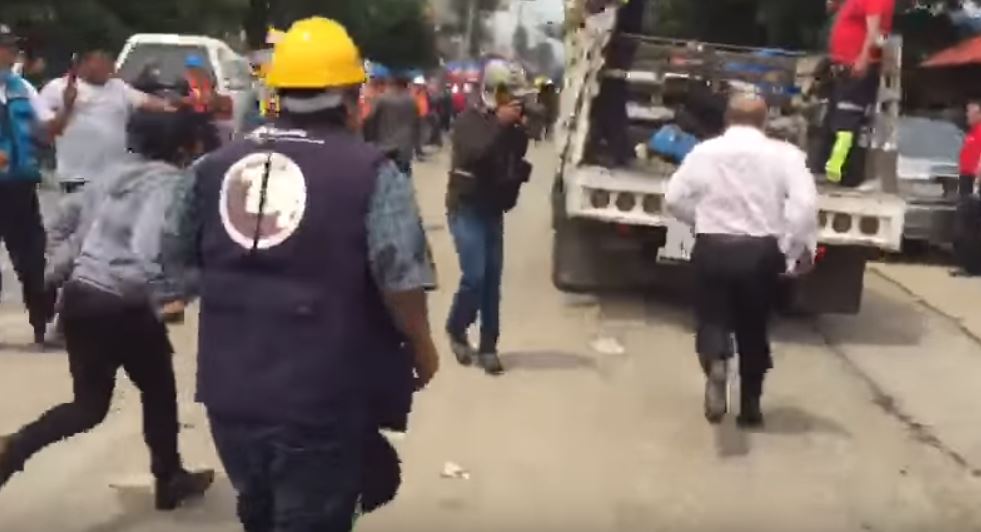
[{"x1": 266, "y1": 17, "x2": 366, "y2": 89}]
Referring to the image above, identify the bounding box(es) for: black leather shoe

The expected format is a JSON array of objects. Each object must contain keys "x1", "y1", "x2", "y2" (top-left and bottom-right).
[
  {"x1": 704, "y1": 360, "x2": 728, "y2": 424},
  {"x1": 155, "y1": 469, "x2": 215, "y2": 511},
  {"x1": 737, "y1": 376, "x2": 765, "y2": 429},
  {"x1": 737, "y1": 400, "x2": 765, "y2": 429},
  {"x1": 478, "y1": 352, "x2": 504, "y2": 376}
]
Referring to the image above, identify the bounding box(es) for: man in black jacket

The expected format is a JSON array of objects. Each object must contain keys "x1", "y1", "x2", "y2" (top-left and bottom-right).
[{"x1": 446, "y1": 59, "x2": 531, "y2": 375}]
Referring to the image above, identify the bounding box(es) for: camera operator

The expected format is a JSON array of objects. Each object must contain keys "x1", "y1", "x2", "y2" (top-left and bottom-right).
[{"x1": 445, "y1": 59, "x2": 533, "y2": 375}]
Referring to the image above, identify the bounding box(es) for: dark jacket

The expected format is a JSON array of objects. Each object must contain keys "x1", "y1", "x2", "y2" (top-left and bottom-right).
[
  {"x1": 45, "y1": 156, "x2": 194, "y2": 309},
  {"x1": 447, "y1": 106, "x2": 531, "y2": 214}
]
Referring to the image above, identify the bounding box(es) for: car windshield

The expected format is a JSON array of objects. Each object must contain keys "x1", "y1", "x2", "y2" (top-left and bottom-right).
[{"x1": 118, "y1": 43, "x2": 213, "y2": 88}]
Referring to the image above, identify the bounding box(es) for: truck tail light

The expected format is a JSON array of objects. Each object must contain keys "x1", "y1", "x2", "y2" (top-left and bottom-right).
[{"x1": 815, "y1": 245, "x2": 828, "y2": 263}]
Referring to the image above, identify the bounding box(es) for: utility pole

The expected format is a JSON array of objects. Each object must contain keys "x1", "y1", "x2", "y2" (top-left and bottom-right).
[{"x1": 461, "y1": 0, "x2": 477, "y2": 59}]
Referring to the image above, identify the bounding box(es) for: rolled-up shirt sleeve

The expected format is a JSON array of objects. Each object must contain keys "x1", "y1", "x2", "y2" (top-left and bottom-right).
[
  {"x1": 665, "y1": 151, "x2": 704, "y2": 227},
  {"x1": 782, "y1": 147, "x2": 819, "y2": 263},
  {"x1": 367, "y1": 161, "x2": 436, "y2": 292}
]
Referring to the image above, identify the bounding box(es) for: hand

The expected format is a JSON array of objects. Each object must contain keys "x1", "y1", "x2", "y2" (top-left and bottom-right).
[
  {"x1": 496, "y1": 102, "x2": 523, "y2": 126},
  {"x1": 787, "y1": 253, "x2": 815, "y2": 278},
  {"x1": 0, "y1": 150, "x2": 8, "y2": 168},
  {"x1": 63, "y1": 79, "x2": 78, "y2": 111},
  {"x1": 413, "y1": 341, "x2": 440, "y2": 391},
  {"x1": 160, "y1": 300, "x2": 187, "y2": 324},
  {"x1": 852, "y1": 55, "x2": 870, "y2": 78}
]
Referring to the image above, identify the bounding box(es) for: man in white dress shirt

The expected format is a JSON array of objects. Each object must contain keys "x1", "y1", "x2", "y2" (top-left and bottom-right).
[{"x1": 666, "y1": 94, "x2": 818, "y2": 428}]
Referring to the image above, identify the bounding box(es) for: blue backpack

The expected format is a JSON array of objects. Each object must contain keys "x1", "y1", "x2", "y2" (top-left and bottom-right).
[
  {"x1": 649, "y1": 124, "x2": 700, "y2": 163},
  {"x1": 0, "y1": 75, "x2": 42, "y2": 183}
]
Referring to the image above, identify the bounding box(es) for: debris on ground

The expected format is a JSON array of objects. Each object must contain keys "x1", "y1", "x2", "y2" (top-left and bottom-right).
[
  {"x1": 441, "y1": 461, "x2": 470, "y2": 480},
  {"x1": 590, "y1": 336, "x2": 626, "y2": 356}
]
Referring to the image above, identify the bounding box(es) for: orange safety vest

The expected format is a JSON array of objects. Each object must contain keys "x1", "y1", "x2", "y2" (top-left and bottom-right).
[
  {"x1": 186, "y1": 73, "x2": 216, "y2": 114},
  {"x1": 414, "y1": 87, "x2": 429, "y2": 118}
]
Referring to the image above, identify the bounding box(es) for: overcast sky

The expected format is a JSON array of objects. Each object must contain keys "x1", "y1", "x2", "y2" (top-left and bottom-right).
[{"x1": 529, "y1": 0, "x2": 565, "y2": 22}]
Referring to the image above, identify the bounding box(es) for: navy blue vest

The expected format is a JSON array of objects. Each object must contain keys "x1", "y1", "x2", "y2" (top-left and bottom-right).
[{"x1": 195, "y1": 121, "x2": 411, "y2": 427}]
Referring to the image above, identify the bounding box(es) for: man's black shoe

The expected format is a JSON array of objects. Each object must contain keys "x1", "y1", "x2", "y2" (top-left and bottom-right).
[
  {"x1": 704, "y1": 360, "x2": 728, "y2": 424},
  {"x1": 736, "y1": 406, "x2": 765, "y2": 429},
  {"x1": 33, "y1": 326, "x2": 46, "y2": 347},
  {"x1": 737, "y1": 394, "x2": 765, "y2": 429},
  {"x1": 449, "y1": 334, "x2": 476, "y2": 367},
  {"x1": 478, "y1": 352, "x2": 504, "y2": 376},
  {"x1": 155, "y1": 469, "x2": 215, "y2": 511}
]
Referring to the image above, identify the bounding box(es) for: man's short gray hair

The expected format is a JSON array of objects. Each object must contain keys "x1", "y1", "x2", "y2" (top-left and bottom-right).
[{"x1": 725, "y1": 92, "x2": 769, "y2": 129}]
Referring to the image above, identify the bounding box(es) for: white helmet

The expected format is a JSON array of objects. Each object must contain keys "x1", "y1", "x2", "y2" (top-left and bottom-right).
[{"x1": 480, "y1": 59, "x2": 531, "y2": 109}]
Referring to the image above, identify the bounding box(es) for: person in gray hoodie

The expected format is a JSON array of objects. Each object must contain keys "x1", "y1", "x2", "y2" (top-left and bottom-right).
[{"x1": 0, "y1": 110, "x2": 213, "y2": 510}]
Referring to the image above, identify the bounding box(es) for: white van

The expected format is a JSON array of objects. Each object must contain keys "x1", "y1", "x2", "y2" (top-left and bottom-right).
[{"x1": 116, "y1": 34, "x2": 256, "y2": 137}]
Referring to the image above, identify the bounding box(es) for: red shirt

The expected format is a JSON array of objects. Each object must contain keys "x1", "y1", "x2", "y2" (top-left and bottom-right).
[
  {"x1": 960, "y1": 124, "x2": 981, "y2": 175},
  {"x1": 830, "y1": 0, "x2": 896, "y2": 65}
]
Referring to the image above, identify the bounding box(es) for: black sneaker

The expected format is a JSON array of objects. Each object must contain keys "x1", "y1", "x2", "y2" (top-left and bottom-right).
[
  {"x1": 155, "y1": 469, "x2": 215, "y2": 511},
  {"x1": 704, "y1": 360, "x2": 728, "y2": 424},
  {"x1": 449, "y1": 334, "x2": 476, "y2": 367},
  {"x1": 478, "y1": 352, "x2": 504, "y2": 376}
]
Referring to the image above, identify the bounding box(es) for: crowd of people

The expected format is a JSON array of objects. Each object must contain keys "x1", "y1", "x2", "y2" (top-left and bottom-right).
[
  {"x1": 0, "y1": 14, "x2": 541, "y2": 530},
  {"x1": 0, "y1": 0, "x2": 963, "y2": 528}
]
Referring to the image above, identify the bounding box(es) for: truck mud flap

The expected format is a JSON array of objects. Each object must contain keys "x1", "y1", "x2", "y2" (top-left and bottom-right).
[
  {"x1": 552, "y1": 216, "x2": 668, "y2": 293},
  {"x1": 779, "y1": 246, "x2": 869, "y2": 315}
]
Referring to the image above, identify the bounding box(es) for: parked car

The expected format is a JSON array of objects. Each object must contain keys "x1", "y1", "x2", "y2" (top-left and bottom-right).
[
  {"x1": 896, "y1": 116, "x2": 964, "y2": 249},
  {"x1": 116, "y1": 34, "x2": 257, "y2": 139}
]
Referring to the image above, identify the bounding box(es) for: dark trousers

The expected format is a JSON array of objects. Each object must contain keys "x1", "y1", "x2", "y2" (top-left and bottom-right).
[
  {"x1": 59, "y1": 181, "x2": 87, "y2": 194},
  {"x1": 814, "y1": 64, "x2": 881, "y2": 185},
  {"x1": 0, "y1": 181, "x2": 53, "y2": 334},
  {"x1": 6, "y1": 283, "x2": 181, "y2": 480},
  {"x1": 446, "y1": 205, "x2": 504, "y2": 354},
  {"x1": 692, "y1": 235, "x2": 784, "y2": 383},
  {"x1": 960, "y1": 174, "x2": 976, "y2": 197},
  {"x1": 589, "y1": 78, "x2": 634, "y2": 164},
  {"x1": 209, "y1": 412, "x2": 365, "y2": 532}
]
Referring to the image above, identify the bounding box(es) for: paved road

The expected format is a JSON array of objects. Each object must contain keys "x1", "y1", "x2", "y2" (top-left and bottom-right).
[{"x1": 2, "y1": 147, "x2": 981, "y2": 531}]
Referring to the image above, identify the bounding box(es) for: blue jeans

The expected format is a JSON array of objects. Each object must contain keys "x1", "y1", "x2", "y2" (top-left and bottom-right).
[
  {"x1": 209, "y1": 412, "x2": 365, "y2": 532},
  {"x1": 446, "y1": 205, "x2": 504, "y2": 353}
]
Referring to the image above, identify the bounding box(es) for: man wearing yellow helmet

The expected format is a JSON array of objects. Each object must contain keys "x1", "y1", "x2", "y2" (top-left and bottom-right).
[{"x1": 173, "y1": 17, "x2": 439, "y2": 531}]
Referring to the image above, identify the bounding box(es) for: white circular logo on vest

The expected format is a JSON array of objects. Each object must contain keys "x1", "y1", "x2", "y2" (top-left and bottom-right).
[{"x1": 219, "y1": 152, "x2": 308, "y2": 250}]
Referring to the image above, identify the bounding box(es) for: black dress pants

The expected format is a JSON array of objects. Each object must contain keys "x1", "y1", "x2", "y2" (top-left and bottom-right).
[
  {"x1": 692, "y1": 234, "x2": 785, "y2": 381},
  {"x1": 7, "y1": 283, "x2": 182, "y2": 480}
]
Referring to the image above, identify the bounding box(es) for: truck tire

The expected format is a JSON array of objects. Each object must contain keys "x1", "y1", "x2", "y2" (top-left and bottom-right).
[
  {"x1": 552, "y1": 216, "x2": 607, "y2": 293},
  {"x1": 778, "y1": 246, "x2": 869, "y2": 315}
]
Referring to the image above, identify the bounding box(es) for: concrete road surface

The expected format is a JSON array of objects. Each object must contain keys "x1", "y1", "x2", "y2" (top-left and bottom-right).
[{"x1": 2, "y1": 145, "x2": 981, "y2": 532}]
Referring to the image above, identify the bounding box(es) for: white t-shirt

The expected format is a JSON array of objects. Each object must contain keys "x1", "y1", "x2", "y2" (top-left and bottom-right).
[
  {"x1": 0, "y1": 78, "x2": 54, "y2": 121},
  {"x1": 39, "y1": 77, "x2": 149, "y2": 184}
]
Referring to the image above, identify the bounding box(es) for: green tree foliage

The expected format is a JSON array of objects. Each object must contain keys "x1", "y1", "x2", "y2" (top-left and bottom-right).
[{"x1": 1, "y1": 0, "x2": 438, "y2": 71}]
